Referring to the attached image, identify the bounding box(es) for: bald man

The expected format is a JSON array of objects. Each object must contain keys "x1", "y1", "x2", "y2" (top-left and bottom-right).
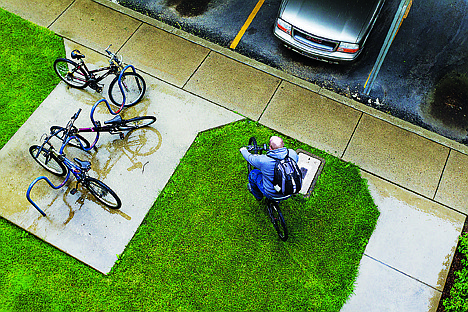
[{"x1": 240, "y1": 136, "x2": 299, "y2": 201}]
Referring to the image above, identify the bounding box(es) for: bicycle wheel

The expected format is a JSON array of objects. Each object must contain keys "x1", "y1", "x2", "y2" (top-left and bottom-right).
[
  {"x1": 267, "y1": 200, "x2": 288, "y2": 241},
  {"x1": 117, "y1": 116, "x2": 156, "y2": 131},
  {"x1": 50, "y1": 126, "x2": 91, "y2": 150},
  {"x1": 29, "y1": 145, "x2": 67, "y2": 176},
  {"x1": 108, "y1": 72, "x2": 146, "y2": 107},
  {"x1": 53, "y1": 58, "x2": 89, "y2": 88},
  {"x1": 84, "y1": 177, "x2": 121, "y2": 209}
]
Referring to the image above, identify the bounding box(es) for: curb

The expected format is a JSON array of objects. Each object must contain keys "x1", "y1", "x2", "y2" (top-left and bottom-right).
[{"x1": 93, "y1": 0, "x2": 468, "y2": 156}]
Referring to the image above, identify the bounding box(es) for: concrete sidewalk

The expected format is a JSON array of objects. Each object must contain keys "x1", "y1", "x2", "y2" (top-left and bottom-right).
[{"x1": 1, "y1": 0, "x2": 468, "y2": 310}]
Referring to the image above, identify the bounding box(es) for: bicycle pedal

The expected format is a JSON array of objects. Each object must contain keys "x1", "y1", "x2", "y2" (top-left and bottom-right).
[{"x1": 70, "y1": 188, "x2": 77, "y2": 195}]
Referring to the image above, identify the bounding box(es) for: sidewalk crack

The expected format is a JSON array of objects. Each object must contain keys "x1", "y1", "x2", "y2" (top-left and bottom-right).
[
  {"x1": 364, "y1": 254, "x2": 442, "y2": 292},
  {"x1": 47, "y1": 0, "x2": 77, "y2": 29}
]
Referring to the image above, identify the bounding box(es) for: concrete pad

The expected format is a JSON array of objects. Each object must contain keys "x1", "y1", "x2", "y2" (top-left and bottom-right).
[
  {"x1": 341, "y1": 255, "x2": 442, "y2": 312},
  {"x1": 343, "y1": 114, "x2": 449, "y2": 198},
  {"x1": 184, "y1": 52, "x2": 281, "y2": 120},
  {"x1": 362, "y1": 172, "x2": 465, "y2": 291},
  {"x1": 435, "y1": 150, "x2": 468, "y2": 214},
  {"x1": 119, "y1": 23, "x2": 210, "y2": 88},
  {"x1": 49, "y1": 0, "x2": 141, "y2": 52},
  {"x1": 0, "y1": 0, "x2": 73, "y2": 28},
  {"x1": 260, "y1": 81, "x2": 362, "y2": 157},
  {"x1": 0, "y1": 61, "x2": 241, "y2": 274}
]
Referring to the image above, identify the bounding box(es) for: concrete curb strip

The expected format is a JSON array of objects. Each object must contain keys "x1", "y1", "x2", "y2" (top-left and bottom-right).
[{"x1": 94, "y1": 0, "x2": 468, "y2": 156}]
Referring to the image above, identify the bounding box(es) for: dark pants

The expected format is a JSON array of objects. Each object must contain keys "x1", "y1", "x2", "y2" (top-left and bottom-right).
[{"x1": 248, "y1": 169, "x2": 266, "y2": 201}]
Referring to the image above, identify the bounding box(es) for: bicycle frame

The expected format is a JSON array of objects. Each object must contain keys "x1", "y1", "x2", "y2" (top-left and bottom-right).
[
  {"x1": 72, "y1": 46, "x2": 123, "y2": 85},
  {"x1": 83, "y1": 63, "x2": 118, "y2": 83},
  {"x1": 26, "y1": 136, "x2": 91, "y2": 216},
  {"x1": 75, "y1": 123, "x2": 121, "y2": 135}
]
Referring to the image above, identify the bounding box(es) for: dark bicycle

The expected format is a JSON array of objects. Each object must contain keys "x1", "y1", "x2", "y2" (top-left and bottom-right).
[
  {"x1": 245, "y1": 137, "x2": 289, "y2": 241},
  {"x1": 27, "y1": 132, "x2": 122, "y2": 217},
  {"x1": 50, "y1": 106, "x2": 156, "y2": 152},
  {"x1": 53, "y1": 44, "x2": 146, "y2": 107}
]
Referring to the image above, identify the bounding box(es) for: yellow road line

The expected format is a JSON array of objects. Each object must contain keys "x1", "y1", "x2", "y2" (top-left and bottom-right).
[
  {"x1": 230, "y1": 0, "x2": 265, "y2": 50},
  {"x1": 363, "y1": 68, "x2": 373, "y2": 89}
]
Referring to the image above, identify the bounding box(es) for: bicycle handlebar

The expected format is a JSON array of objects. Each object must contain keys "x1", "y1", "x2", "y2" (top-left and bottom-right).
[
  {"x1": 246, "y1": 143, "x2": 268, "y2": 154},
  {"x1": 105, "y1": 46, "x2": 111, "y2": 54},
  {"x1": 62, "y1": 109, "x2": 82, "y2": 139},
  {"x1": 104, "y1": 44, "x2": 122, "y2": 65},
  {"x1": 72, "y1": 108, "x2": 82, "y2": 120}
]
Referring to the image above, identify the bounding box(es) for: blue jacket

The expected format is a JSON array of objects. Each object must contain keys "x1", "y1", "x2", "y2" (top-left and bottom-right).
[{"x1": 241, "y1": 147, "x2": 299, "y2": 198}]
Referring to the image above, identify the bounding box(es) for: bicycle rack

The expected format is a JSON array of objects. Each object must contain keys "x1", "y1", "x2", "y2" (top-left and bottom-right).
[
  {"x1": 84, "y1": 64, "x2": 137, "y2": 150},
  {"x1": 26, "y1": 136, "x2": 80, "y2": 216},
  {"x1": 92, "y1": 64, "x2": 135, "y2": 116}
]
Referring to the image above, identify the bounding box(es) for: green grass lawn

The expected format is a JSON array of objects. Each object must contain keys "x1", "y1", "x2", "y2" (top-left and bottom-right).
[
  {"x1": 1, "y1": 120, "x2": 379, "y2": 311},
  {"x1": 0, "y1": 8, "x2": 380, "y2": 312},
  {"x1": 0, "y1": 7, "x2": 64, "y2": 149}
]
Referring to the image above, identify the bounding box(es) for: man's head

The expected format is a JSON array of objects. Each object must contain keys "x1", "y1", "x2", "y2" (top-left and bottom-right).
[{"x1": 269, "y1": 136, "x2": 284, "y2": 150}]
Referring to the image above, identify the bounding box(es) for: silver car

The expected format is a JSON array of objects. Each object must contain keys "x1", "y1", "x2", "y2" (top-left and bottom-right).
[{"x1": 274, "y1": 0, "x2": 385, "y2": 64}]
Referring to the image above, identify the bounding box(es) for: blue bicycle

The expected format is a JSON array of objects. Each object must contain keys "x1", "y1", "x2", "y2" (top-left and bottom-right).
[{"x1": 27, "y1": 111, "x2": 121, "y2": 217}]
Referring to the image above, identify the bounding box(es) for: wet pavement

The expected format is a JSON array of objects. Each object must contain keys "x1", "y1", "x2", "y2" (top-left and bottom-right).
[{"x1": 0, "y1": 0, "x2": 467, "y2": 310}]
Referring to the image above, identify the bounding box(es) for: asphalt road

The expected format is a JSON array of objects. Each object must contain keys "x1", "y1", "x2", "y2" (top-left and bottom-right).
[{"x1": 117, "y1": 0, "x2": 468, "y2": 144}]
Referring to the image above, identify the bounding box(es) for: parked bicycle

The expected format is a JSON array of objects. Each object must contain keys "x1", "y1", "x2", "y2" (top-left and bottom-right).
[
  {"x1": 53, "y1": 44, "x2": 146, "y2": 107},
  {"x1": 27, "y1": 130, "x2": 122, "y2": 217},
  {"x1": 245, "y1": 137, "x2": 289, "y2": 241},
  {"x1": 50, "y1": 103, "x2": 156, "y2": 152}
]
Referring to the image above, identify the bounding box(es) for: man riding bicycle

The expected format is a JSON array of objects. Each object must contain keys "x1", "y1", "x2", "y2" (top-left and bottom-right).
[{"x1": 240, "y1": 136, "x2": 299, "y2": 201}]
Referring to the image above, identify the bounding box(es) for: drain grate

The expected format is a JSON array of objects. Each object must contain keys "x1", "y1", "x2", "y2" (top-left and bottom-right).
[{"x1": 296, "y1": 149, "x2": 325, "y2": 198}]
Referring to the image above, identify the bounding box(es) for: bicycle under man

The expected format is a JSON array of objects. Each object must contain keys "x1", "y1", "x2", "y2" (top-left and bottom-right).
[{"x1": 243, "y1": 137, "x2": 292, "y2": 241}]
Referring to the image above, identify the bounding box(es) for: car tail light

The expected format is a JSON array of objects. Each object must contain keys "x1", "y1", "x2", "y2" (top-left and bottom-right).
[
  {"x1": 337, "y1": 42, "x2": 360, "y2": 53},
  {"x1": 276, "y1": 18, "x2": 292, "y2": 35}
]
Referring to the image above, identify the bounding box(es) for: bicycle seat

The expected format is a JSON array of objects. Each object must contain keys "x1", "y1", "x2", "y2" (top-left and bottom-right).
[
  {"x1": 71, "y1": 49, "x2": 85, "y2": 60},
  {"x1": 73, "y1": 158, "x2": 91, "y2": 171},
  {"x1": 104, "y1": 115, "x2": 122, "y2": 126}
]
